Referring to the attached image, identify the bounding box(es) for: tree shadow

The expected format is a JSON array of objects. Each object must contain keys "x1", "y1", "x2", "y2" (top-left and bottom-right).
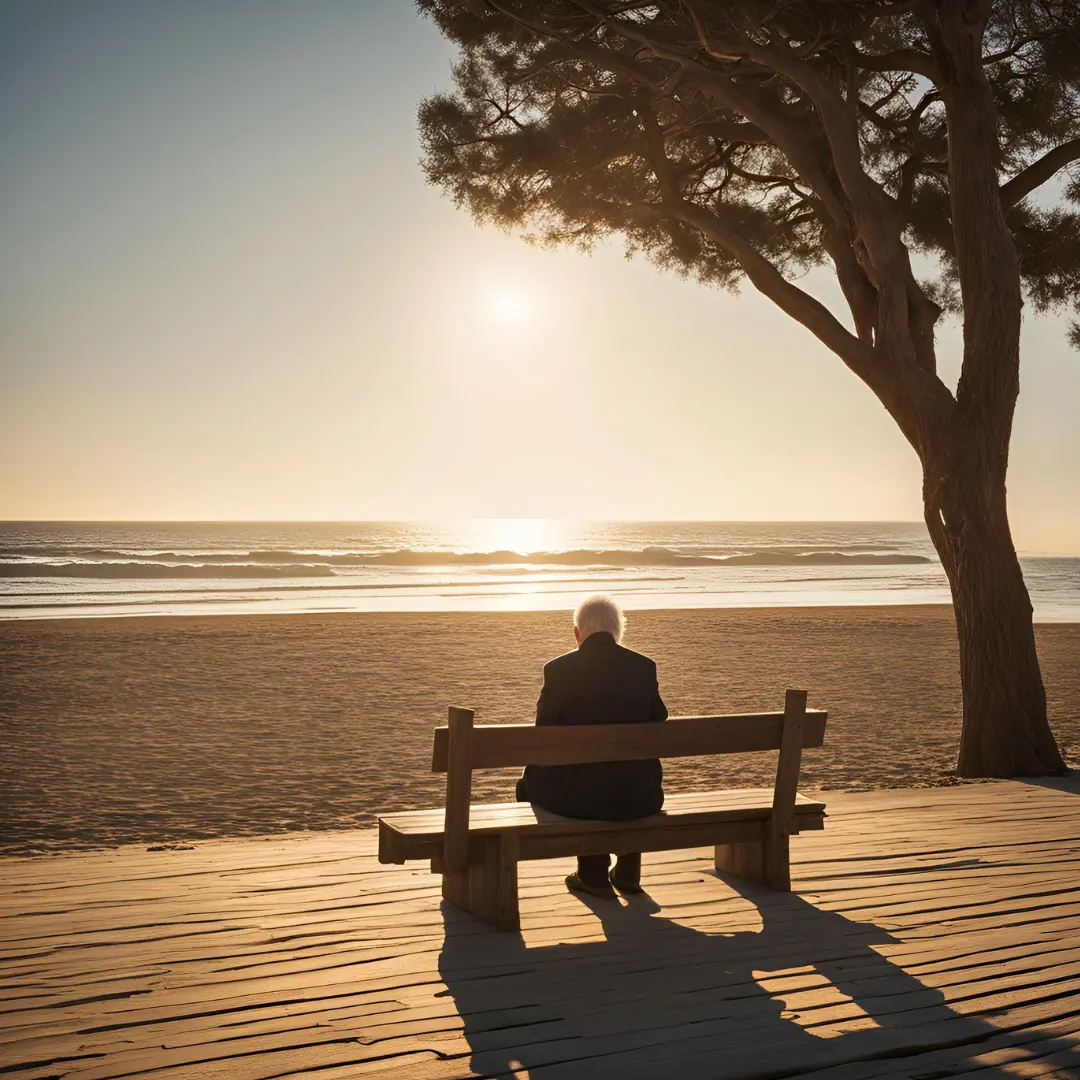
[
  {"x1": 1013, "y1": 773, "x2": 1080, "y2": 795},
  {"x1": 437, "y1": 869, "x2": 1080, "y2": 1079}
]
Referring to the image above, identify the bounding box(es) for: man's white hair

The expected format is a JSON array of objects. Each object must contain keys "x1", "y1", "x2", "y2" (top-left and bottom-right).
[{"x1": 574, "y1": 594, "x2": 625, "y2": 643}]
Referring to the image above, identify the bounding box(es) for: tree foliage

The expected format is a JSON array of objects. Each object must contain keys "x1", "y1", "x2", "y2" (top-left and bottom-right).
[
  {"x1": 418, "y1": 1, "x2": 1080, "y2": 355},
  {"x1": 418, "y1": 1, "x2": 1080, "y2": 778}
]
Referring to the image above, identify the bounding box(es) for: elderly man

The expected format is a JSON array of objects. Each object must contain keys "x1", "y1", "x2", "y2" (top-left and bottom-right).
[{"x1": 515, "y1": 594, "x2": 667, "y2": 899}]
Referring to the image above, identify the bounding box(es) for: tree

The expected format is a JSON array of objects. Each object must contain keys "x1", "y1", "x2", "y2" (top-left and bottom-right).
[{"x1": 417, "y1": 0, "x2": 1080, "y2": 777}]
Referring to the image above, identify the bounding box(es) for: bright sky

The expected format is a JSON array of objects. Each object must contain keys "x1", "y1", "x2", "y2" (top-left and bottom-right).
[{"x1": 1, "y1": 1, "x2": 1077, "y2": 553}]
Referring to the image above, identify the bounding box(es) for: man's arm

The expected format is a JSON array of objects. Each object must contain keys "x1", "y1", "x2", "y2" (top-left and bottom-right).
[
  {"x1": 535, "y1": 662, "x2": 562, "y2": 726},
  {"x1": 650, "y1": 662, "x2": 668, "y2": 723}
]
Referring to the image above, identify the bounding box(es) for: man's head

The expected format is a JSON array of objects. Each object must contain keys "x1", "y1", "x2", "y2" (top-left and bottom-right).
[{"x1": 573, "y1": 594, "x2": 625, "y2": 647}]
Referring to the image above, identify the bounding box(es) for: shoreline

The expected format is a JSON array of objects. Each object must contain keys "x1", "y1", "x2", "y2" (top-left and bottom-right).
[
  {"x1": 2, "y1": 600, "x2": 963, "y2": 625},
  {"x1": 5, "y1": 600, "x2": 1079, "y2": 627},
  {"x1": 3, "y1": 605, "x2": 1078, "y2": 857}
]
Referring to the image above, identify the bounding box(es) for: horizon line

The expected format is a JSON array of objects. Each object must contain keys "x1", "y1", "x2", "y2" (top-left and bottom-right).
[{"x1": 0, "y1": 517, "x2": 930, "y2": 526}]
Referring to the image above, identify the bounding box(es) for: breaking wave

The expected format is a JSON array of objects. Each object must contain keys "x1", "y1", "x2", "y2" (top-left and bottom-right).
[
  {"x1": 0, "y1": 563, "x2": 335, "y2": 579},
  {"x1": 0, "y1": 546, "x2": 932, "y2": 579}
]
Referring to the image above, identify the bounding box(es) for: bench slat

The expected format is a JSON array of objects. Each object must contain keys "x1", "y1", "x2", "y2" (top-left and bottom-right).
[
  {"x1": 382, "y1": 788, "x2": 825, "y2": 832},
  {"x1": 430, "y1": 710, "x2": 828, "y2": 772},
  {"x1": 519, "y1": 818, "x2": 773, "y2": 860},
  {"x1": 379, "y1": 789, "x2": 826, "y2": 864},
  {"x1": 381, "y1": 810, "x2": 825, "y2": 864},
  {"x1": 384, "y1": 787, "x2": 817, "y2": 829}
]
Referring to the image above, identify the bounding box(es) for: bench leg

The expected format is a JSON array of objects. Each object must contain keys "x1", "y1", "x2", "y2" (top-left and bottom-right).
[
  {"x1": 714, "y1": 840, "x2": 765, "y2": 885},
  {"x1": 714, "y1": 817, "x2": 793, "y2": 892},
  {"x1": 764, "y1": 833, "x2": 791, "y2": 891},
  {"x1": 377, "y1": 821, "x2": 406, "y2": 865},
  {"x1": 442, "y1": 834, "x2": 520, "y2": 931},
  {"x1": 714, "y1": 835, "x2": 791, "y2": 890}
]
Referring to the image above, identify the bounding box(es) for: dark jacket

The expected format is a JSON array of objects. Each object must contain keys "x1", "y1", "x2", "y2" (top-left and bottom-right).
[{"x1": 522, "y1": 631, "x2": 667, "y2": 820}]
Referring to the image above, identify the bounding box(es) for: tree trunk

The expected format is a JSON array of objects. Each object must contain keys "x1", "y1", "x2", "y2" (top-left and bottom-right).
[{"x1": 923, "y1": 434, "x2": 1066, "y2": 778}]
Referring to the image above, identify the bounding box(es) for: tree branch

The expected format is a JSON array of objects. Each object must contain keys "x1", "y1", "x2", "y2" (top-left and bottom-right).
[
  {"x1": 820, "y1": 222, "x2": 879, "y2": 345},
  {"x1": 668, "y1": 200, "x2": 879, "y2": 379},
  {"x1": 1000, "y1": 138, "x2": 1080, "y2": 208},
  {"x1": 665, "y1": 116, "x2": 771, "y2": 145},
  {"x1": 923, "y1": 1, "x2": 1021, "y2": 429},
  {"x1": 664, "y1": 198, "x2": 954, "y2": 444},
  {"x1": 635, "y1": 92, "x2": 680, "y2": 202},
  {"x1": 898, "y1": 154, "x2": 925, "y2": 214},
  {"x1": 631, "y1": 81, "x2": 880, "y2": 376},
  {"x1": 571, "y1": 3, "x2": 861, "y2": 230},
  {"x1": 854, "y1": 48, "x2": 939, "y2": 81}
]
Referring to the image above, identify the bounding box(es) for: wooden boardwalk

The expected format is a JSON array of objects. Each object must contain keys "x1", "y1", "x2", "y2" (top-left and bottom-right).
[{"x1": 3, "y1": 779, "x2": 1080, "y2": 1079}]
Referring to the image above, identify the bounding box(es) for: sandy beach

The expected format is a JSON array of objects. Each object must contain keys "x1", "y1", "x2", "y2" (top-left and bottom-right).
[{"x1": 2, "y1": 605, "x2": 1078, "y2": 855}]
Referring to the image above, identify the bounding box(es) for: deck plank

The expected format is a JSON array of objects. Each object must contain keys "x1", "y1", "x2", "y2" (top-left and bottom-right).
[{"x1": 2, "y1": 779, "x2": 1080, "y2": 1078}]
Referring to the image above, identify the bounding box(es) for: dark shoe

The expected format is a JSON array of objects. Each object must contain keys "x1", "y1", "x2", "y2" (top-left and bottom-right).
[
  {"x1": 609, "y1": 869, "x2": 644, "y2": 895},
  {"x1": 565, "y1": 873, "x2": 617, "y2": 900}
]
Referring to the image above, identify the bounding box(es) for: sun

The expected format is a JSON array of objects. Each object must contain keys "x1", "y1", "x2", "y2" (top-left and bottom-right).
[{"x1": 487, "y1": 282, "x2": 531, "y2": 325}]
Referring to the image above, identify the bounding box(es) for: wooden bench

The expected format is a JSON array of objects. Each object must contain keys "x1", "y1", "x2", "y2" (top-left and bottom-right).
[{"x1": 378, "y1": 689, "x2": 827, "y2": 931}]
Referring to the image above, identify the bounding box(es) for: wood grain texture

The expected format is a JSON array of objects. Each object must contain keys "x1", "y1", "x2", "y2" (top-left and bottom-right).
[
  {"x1": 4, "y1": 778, "x2": 1080, "y2": 1079},
  {"x1": 767, "y1": 689, "x2": 808, "y2": 890},
  {"x1": 714, "y1": 836, "x2": 767, "y2": 883},
  {"x1": 379, "y1": 790, "x2": 827, "y2": 864},
  {"x1": 442, "y1": 707, "x2": 473, "y2": 875},
  {"x1": 442, "y1": 835, "x2": 519, "y2": 932}
]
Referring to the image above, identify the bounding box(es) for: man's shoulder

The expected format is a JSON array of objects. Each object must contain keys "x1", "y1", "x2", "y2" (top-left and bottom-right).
[
  {"x1": 544, "y1": 643, "x2": 657, "y2": 674},
  {"x1": 613, "y1": 643, "x2": 658, "y2": 671},
  {"x1": 543, "y1": 649, "x2": 579, "y2": 676}
]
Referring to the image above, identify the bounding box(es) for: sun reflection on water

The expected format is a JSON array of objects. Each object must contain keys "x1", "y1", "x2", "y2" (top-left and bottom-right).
[{"x1": 461, "y1": 518, "x2": 570, "y2": 556}]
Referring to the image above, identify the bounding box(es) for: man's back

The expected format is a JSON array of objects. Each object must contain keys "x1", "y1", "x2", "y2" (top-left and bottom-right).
[{"x1": 523, "y1": 630, "x2": 667, "y2": 820}]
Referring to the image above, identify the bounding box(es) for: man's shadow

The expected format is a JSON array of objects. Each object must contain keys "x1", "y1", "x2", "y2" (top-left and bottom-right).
[{"x1": 437, "y1": 868, "x2": 1080, "y2": 1079}]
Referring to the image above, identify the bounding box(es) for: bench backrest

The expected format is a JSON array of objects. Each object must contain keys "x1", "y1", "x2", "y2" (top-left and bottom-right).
[{"x1": 434, "y1": 689, "x2": 826, "y2": 874}]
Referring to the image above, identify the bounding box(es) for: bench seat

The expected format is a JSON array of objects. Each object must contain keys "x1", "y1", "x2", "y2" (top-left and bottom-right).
[{"x1": 379, "y1": 788, "x2": 826, "y2": 865}]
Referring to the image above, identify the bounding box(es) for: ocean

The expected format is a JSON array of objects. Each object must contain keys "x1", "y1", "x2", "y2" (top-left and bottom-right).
[{"x1": 1, "y1": 520, "x2": 1078, "y2": 621}]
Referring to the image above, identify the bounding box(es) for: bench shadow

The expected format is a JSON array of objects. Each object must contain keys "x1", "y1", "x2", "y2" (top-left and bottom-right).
[{"x1": 437, "y1": 870, "x2": 1080, "y2": 1079}]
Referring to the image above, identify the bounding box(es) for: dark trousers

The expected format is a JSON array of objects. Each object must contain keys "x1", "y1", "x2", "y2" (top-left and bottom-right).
[
  {"x1": 579, "y1": 851, "x2": 641, "y2": 887},
  {"x1": 516, "y1": 775, "x2": 642, "y2": 887}
]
